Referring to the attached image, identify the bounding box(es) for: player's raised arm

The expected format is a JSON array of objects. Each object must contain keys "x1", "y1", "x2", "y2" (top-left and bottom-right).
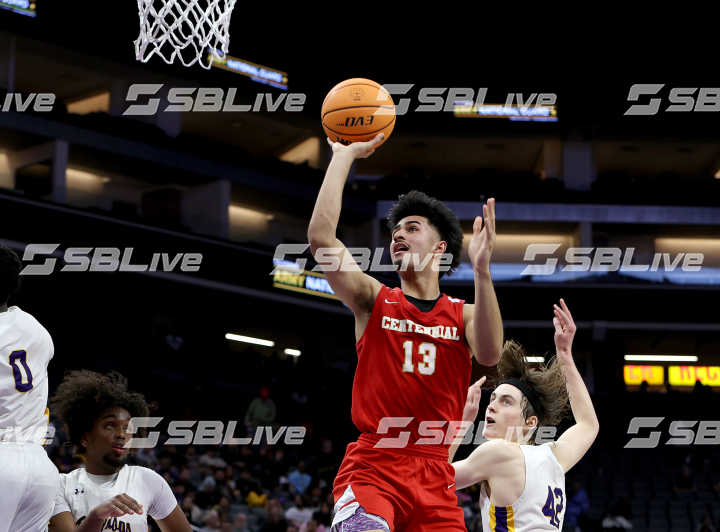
[
  {"x1": 307, "y1": 135, "x2": 385, "y2": 317},
  {"x1": 464, "y1": 198, "x2": 503, "y2": 365},
  {"x1": 549, "y1": 299, "x2": 599, "y2": 472},
  {"x1": 448, "y1": 376, "x2": 486, "y2": 463}
]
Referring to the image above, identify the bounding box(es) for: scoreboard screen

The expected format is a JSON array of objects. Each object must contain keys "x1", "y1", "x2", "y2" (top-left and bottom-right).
[
  {"x1": 208, "y1": 51, "x2": 288, "y2": 90},
  {"x1": 0, "y1": 0, "x2": 36, "y2": 17}
]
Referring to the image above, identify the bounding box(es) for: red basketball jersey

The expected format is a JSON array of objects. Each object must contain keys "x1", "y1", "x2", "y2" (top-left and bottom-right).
[{"x1": 351, "y1": 284, "x2": 472, "y2": 451}]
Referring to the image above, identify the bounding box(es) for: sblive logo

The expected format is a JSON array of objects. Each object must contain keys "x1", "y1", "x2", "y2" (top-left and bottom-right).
[
  {"x1": 625, "y1": 417, "x2": 720, "y2": 448},
  {"x1": 123, "y1": 84, "x2": 306, "y2": 115},
  {"x1": 521, "y1": 244, "x2": 703, "y2": 275},
  {"x1": 0, "y1": 93, "x2": 55, "y2": 112},
  {"x1": 380, "y1": 85, "x2": 557, "y2": 116},
  {"x1": 374, "y1": 417, "x2": 558, "y2": 448},
  {"x1": 126, "y1": 418, "x2": 306, "y2": 447},
  {"x1": 624, "y1": 84, "x2": 720, "y2": 115},
  {"x1": 273, "y1": 244, "x2": 453, "y2": 273},
  {"x1": 19, "y1": 244, "x2": 202, "y2": 275}
]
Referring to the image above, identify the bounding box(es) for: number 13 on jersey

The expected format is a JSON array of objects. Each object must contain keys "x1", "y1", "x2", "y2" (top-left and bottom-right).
[{"x1": 402, "y1": 341, "x2": 436, "y2": 375}]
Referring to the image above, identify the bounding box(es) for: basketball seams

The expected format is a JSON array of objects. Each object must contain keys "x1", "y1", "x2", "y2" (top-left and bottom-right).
[{"x1": 321, "y1": 83, "x2": 388, "y2": 109}]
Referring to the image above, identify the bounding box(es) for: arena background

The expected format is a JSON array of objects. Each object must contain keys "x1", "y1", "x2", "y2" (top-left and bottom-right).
[{"x1": 0, "y1": 5, "x2": 719, "y2": 531}]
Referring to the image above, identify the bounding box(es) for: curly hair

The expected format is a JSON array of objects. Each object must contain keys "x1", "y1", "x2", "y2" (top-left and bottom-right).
[
  {"x1": 0, "y1": 243, "x2": 22, "y2": 305},
  {"x1": 496, "y1": 340, "x2": 570, "y2": 443},
  {"x1": 386, "y1": 190, "x2": 464, "y2": 277},
  {"x1": 50, "y1": 370, "x2": 149, "y2": 449}
]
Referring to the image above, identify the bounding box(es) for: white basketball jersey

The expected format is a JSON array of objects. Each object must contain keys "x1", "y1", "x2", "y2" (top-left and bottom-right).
[
  {"x1": 53, "y1": 465, "x2": 178, "y2": 531},
  {"x1": 0, "y1": 306, "x2": 53, "y2": 444},
  {"x1": 480, "y1": 443, "x2": 566, "y2": 532}
]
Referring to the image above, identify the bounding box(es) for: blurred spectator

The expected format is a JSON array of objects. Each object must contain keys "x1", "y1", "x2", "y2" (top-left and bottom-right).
[
  {"x1": 285, "y1": 495, "x2": 315, "y2": 527},
  {"x1": 311, "y1": 501, "x2": 332, "y2": 528},
  {"x1": 564, "y1": 479, "x2": 590, "y2": 530},
  {"x1": 300, "y1": 519, "x2": 326, "y2": 532},
  {"x1": 199, "y1": 510, "x2": 222, "y2": 531},
  {"x1": 247, "y1": 489, "x2": 267, "y2": 508},
  {"x1": 698, "y1": 516, "x2": 717, "y2": 532},
  {"x1": 245, "y1": 387, "x2": 277, "y2": 429},
  {"x1": 288, "y1": 462, "x2": 312, "y2": 495},
  {"x1": 261, "y1": 499, "x2": 288, "y2": 532},
  {"x1": 200, "y1": 449, "x2": 228, "y2": 469},
  {"x1": 214, "y1": 495, "x2": 232, "y2": 522},
  {"x1": 314, "y1": 439, "x2": 336, "y2": 485},
  {"x1": 601, "y1": 496, "x2": 632, "y2": 530},
  {"x1": 674, "y1": 465, "x2": 697, "y2": 499},
  {"x1": 232, "y1": 513, "x2": 250, "y2": 532},
  {"x1": 182, "y1": 493, "x2": 205, "y2": 527}
]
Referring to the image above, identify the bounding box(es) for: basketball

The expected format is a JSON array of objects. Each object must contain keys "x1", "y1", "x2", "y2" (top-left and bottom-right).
[{"x1": 321, "y1": 78, "x2": 396, "y2": 147}]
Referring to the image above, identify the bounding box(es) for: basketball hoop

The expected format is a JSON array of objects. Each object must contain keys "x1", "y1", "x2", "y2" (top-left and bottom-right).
[{"x1": 134, "y1": 0, "x2": 237, "y2": 69}]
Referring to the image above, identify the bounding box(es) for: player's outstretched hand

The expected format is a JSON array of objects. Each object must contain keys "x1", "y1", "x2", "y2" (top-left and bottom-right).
[
  {"x1": 553, "y1": 298, "x2": 576, "y2": 363},
  {"x1": 327, "y1": 133, "x2": 385, "y2": 159},
  {"x1": 467, "y1": 198, "x2": 496, "y2": 273},
  {"x1": 462, "y1": 376, "x2": 487, "y2": 423},
  {"x1": 90, "y1": 493, "x2": 144, "y2": 520}
]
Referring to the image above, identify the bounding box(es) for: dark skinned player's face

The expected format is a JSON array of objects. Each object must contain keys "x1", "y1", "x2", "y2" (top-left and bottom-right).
[{"x1": 83, "y1": 407, "x2": 132, "y2": 471}]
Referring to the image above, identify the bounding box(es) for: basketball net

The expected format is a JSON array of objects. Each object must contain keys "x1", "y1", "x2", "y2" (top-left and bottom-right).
[{"x1": 134, "y1": 0, "x2": 237, "y2": 69}]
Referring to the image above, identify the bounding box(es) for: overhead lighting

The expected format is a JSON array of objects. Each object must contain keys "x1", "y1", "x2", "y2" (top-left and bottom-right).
[
  {"x1": 525, "y1": 356, "x2": 545, "y2": 363},
  {"x1": 225, "y1": 333, "x2": 274, "y2": 347},
  {"x1": 624, "y1": 354, "x2": 698, "y2": 363},
  {"x1": 284, "y1": 348, "x2": 301, "y2": 357}
]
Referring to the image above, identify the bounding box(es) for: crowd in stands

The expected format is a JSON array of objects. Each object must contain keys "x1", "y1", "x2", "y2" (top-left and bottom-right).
[{"x1": 42, "y1": 377, "x2": 720, "y2": 532}]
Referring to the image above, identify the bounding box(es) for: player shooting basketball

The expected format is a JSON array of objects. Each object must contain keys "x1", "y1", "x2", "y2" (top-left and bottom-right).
[
  {"x1": 48, "y1": 370, "x2": 192, "y2": 532},
  {"x1": 308, "y1": 133, "x2": 503, "y2": 531},
  {"x1": 451, "y1": 299, "x2": 599, "y2": 531}
]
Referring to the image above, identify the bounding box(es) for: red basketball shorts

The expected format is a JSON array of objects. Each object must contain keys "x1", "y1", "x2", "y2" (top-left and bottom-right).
[{"x1": 332, "y1": 434, "x2": 465, "y2": 532}]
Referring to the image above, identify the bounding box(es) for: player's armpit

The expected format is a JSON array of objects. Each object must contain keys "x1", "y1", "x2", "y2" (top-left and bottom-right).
[
  {"x1": 309, "y1": 237, "x2": 381, "y2": 316},
  {"x1": 48, "y1": 511, "x2": 76, "y2": 532},
  {"x1": 453, "y1": 439, "x2": 519, "y2": 490},
  {"x1": 156, "y1": 505, "x2": 193, "y2": 532},
  {"x1": 550, "y1": 422, "x2": 599, "y2": 473}
]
